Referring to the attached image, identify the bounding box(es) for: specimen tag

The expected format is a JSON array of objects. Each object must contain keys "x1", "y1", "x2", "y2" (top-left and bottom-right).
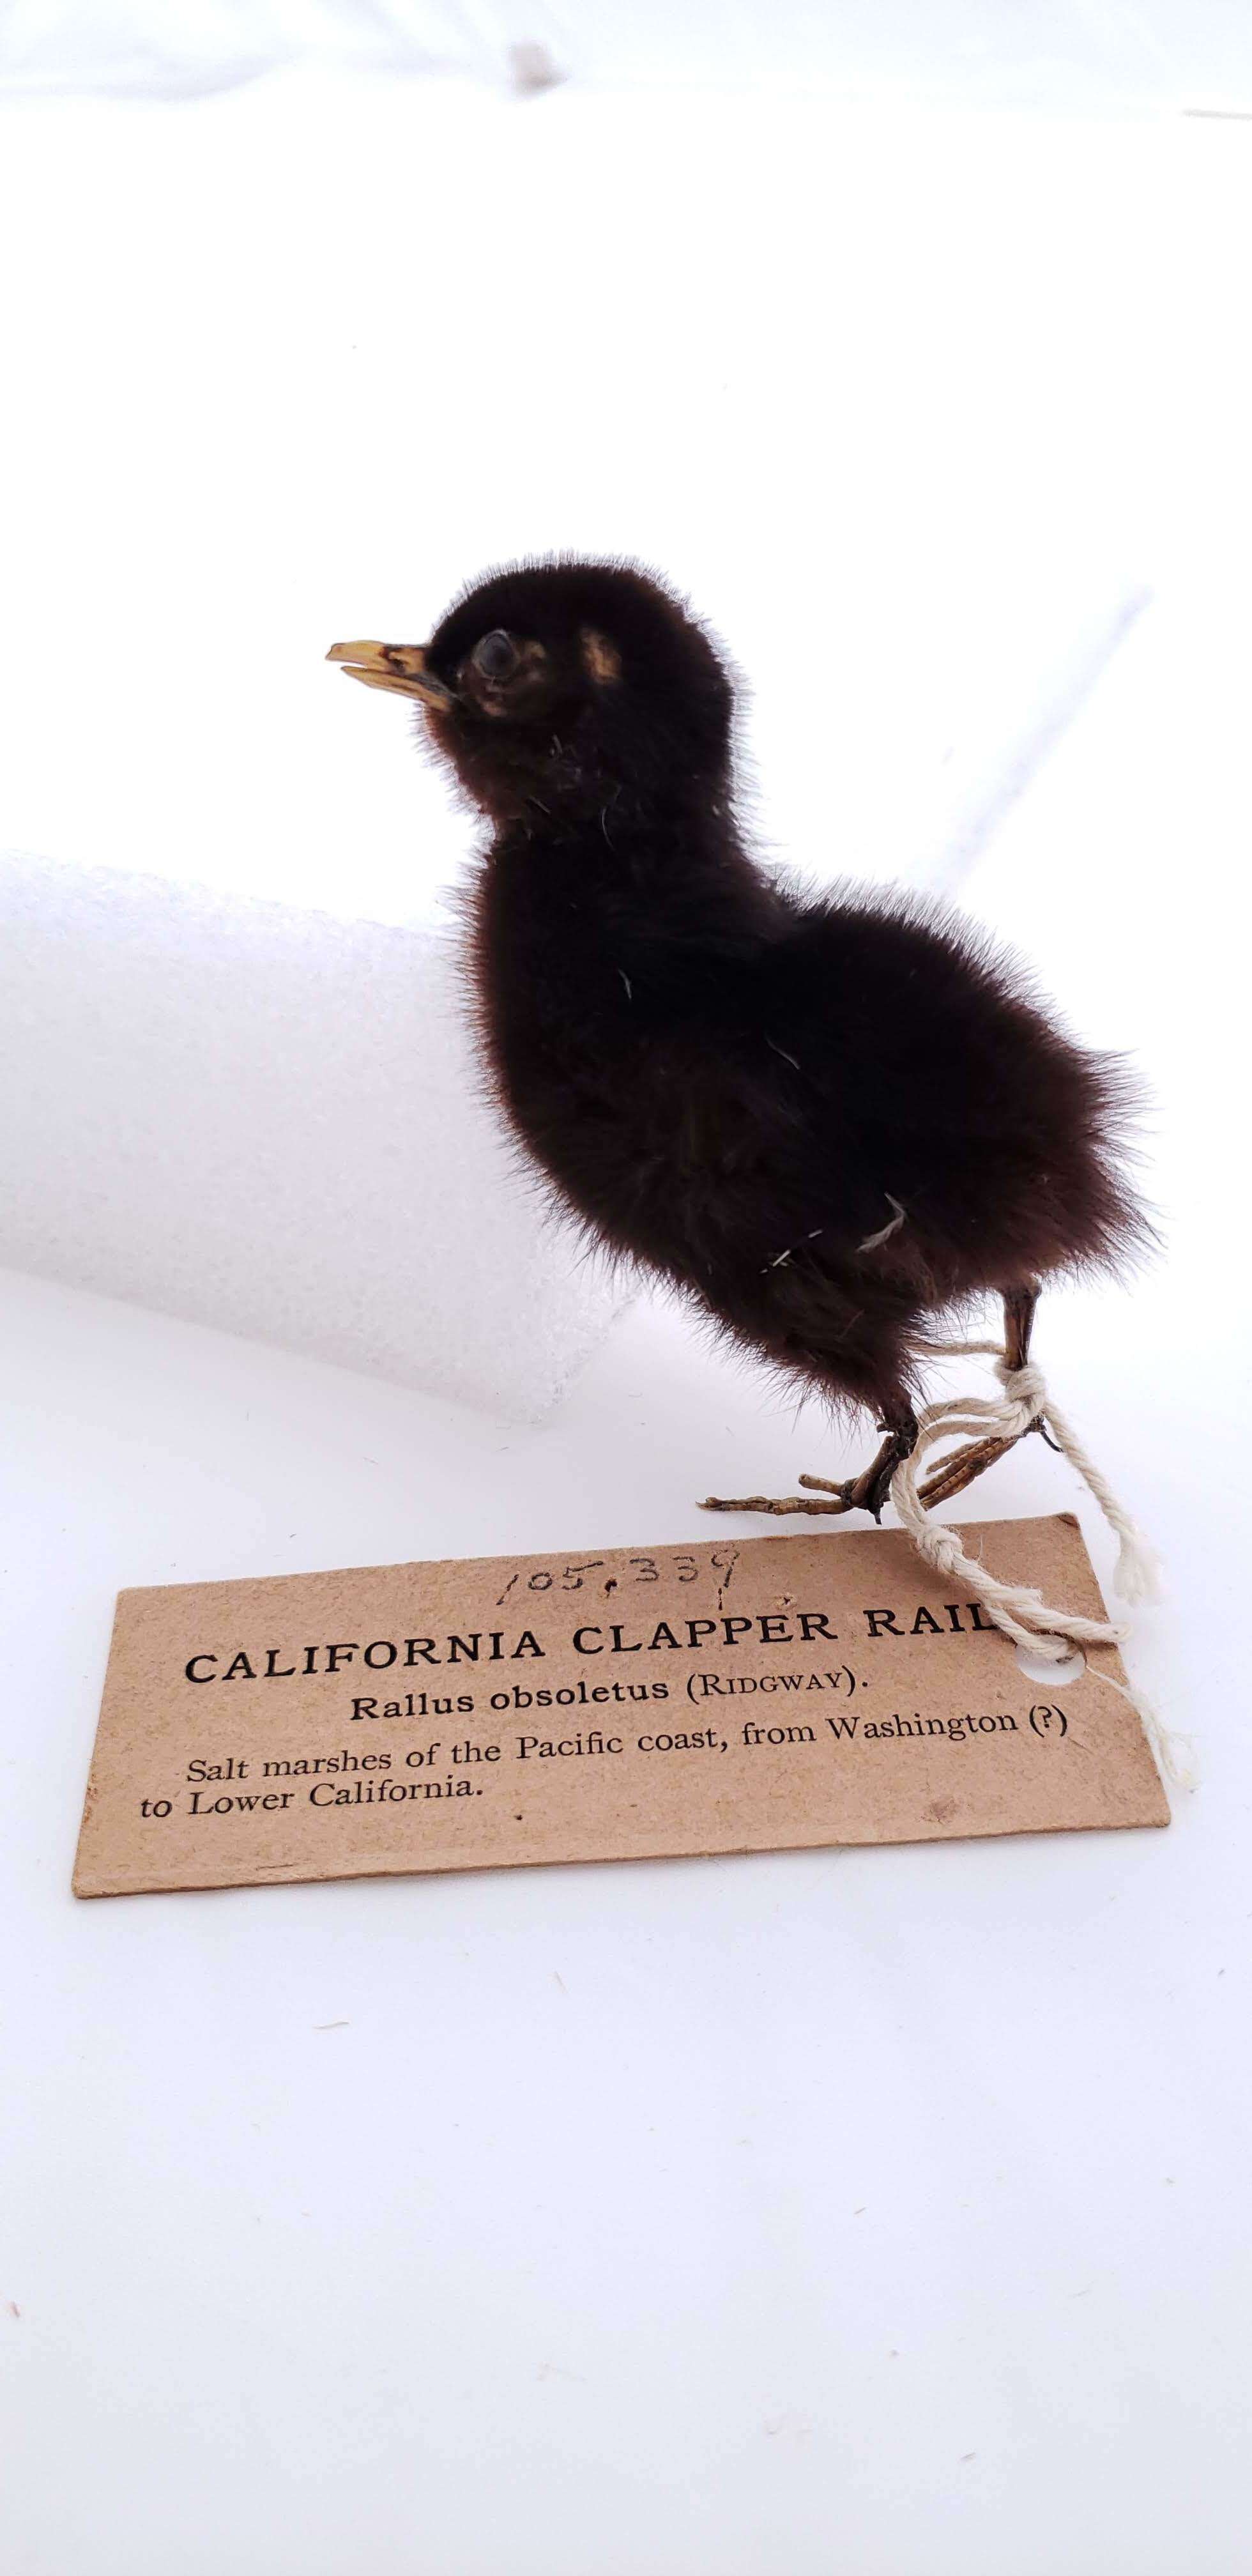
[{"x1": 73, "y1": 1514, "x2": 1167, "y2": 1898}]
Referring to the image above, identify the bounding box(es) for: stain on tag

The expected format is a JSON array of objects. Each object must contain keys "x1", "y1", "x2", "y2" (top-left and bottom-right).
[{"x1": 73, "y1": 1515, "x2": 1167, "y2": 1898}]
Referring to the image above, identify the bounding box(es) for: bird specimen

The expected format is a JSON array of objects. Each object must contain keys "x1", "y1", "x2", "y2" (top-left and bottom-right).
[{"x1": 329, "y1": 562, "x2": 1149, "y2": 1557}]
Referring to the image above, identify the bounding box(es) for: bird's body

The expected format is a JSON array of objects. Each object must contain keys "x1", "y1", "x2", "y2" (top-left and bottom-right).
[
  {"x1": 331, "y1": 560, "x2": 1145, "y2": 1515},
  {"x1": 470, "y1": 816, "x2": 1137, "y2": 1427}
]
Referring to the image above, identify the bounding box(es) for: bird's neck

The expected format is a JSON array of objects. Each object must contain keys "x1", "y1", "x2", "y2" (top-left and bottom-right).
[{"x1": 478, "y1": 803, "x2": 784, "y2": 963}]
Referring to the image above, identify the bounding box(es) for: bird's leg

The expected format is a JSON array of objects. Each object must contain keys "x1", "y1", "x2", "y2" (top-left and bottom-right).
[
  {"x1": 1003, "y1": 1279, "x2": 1041, "y2": 1372},
  {"x1": 702, "y1": 1282, "x2": 1050, "y2": 1525},
  {"x1": 702, "y1": 1404, "x2": 919, "y2": 1526},
  {"x1": 800, "y1": 1406, "x2": 919, "y2": 1522},
  {"x1": 915, "y1": 1280, "x2": 1043, "y2": 1508}
]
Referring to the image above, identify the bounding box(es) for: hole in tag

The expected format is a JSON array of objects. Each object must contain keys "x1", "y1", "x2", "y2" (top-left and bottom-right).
[{"x1": 1014, "y1": 1641, "x2": 1087, "y2": 1687}]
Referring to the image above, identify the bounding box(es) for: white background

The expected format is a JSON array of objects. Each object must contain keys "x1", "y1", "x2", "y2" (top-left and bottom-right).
[
  {"x1": 3, "y1": 0, "x2": 1252, "y2": 109},
  {"x1": 3, "y1": 14, "x2": 1252, "y2": 2574},
  {"x1": 0, "y1": 77, "x2": 1174, "y2": 924}
]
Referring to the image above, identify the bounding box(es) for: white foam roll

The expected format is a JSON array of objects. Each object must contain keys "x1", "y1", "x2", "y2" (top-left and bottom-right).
[{"x1": 0, "y1": 852, "x2": 630, "y2": 1419}]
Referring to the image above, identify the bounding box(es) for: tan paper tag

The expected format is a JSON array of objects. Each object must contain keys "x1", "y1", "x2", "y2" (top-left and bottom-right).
[{"x1": 73, "y1": 1514, "x2": 1168, "y2": 1897}]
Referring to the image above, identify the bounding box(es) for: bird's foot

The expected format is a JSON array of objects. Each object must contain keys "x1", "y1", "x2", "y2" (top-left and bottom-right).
[
  {"x1": 701, "y1": 1482, "x2": 859, "y2": 1519},
  {"x1": 915, "y1": 1420, "x2": 1043, "y2": 1509},
  {"x1": 702, "y1": 1418, "x2": 917, "y2": 1526},
  {"x1": 822, "y1": 1416, "x2": 918, "y2": 1521}
]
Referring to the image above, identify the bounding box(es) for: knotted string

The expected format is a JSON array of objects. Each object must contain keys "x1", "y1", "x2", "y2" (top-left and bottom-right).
[
  {"x1": 889, "y1": 1341, "x2": 1189, "y2": 1786},
  {"x1": 890, "y1": 1338, "x2": 1160, "y2": 1662}
]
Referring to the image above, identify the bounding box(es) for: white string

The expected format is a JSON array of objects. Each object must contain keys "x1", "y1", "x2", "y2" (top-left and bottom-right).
[
  {"x1": 889, "y1": 1338, "x2": 1161, "y2": 1664},
  {"x1": 886, "y1": 1338, "x2": 1188, "y2": 1790}
]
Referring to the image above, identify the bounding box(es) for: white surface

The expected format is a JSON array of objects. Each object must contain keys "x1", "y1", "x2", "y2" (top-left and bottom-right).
[
  {"x1": 4, "y1": 579, "x2": 1252, "y2": 2573},
  {"x1": 0, "y1": 853, "x2": 624, "y2": 1416},
  {"x1": 4, "y1": 0, "x2": 1252, "y2": 110},
  {"x1": 0, "y1": 75, "x2": 1163, "y2": 925}
]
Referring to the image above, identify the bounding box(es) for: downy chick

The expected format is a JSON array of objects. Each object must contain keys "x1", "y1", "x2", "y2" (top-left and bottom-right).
[{"x1": 330, "y1": 562, "x2": 1146, "y2": 1518}]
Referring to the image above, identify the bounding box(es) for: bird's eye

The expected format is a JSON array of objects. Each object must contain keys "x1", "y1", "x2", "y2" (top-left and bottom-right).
[{"x1": 472, "y1": 629, "x2": 520, "y2": 683}]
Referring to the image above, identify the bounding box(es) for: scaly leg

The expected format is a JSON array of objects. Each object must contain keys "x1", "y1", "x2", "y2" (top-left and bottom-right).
[{"x1": 702, "y1": 1404, "x2": 919, "y2": 1526}]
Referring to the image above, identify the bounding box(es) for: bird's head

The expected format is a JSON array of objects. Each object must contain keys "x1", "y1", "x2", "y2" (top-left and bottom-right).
[{"x1": 328, "y1": 560, "x2": 735, "y2": 829}]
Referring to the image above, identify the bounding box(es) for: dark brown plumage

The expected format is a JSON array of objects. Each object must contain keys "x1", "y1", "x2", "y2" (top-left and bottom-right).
[{"x1": 330, "y1": 562, "x2": 1147, "y2": 1518}]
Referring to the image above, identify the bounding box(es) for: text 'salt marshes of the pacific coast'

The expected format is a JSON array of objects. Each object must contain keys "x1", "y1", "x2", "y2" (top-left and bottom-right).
[{"x1": 73, "y1": 1515, "x2": 1168, "y2": 1897}]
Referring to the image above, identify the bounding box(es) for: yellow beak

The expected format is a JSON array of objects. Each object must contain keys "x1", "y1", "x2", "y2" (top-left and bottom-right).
[{"x1": 326, "y1": 640, "x2": 457, "y2": 707}]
